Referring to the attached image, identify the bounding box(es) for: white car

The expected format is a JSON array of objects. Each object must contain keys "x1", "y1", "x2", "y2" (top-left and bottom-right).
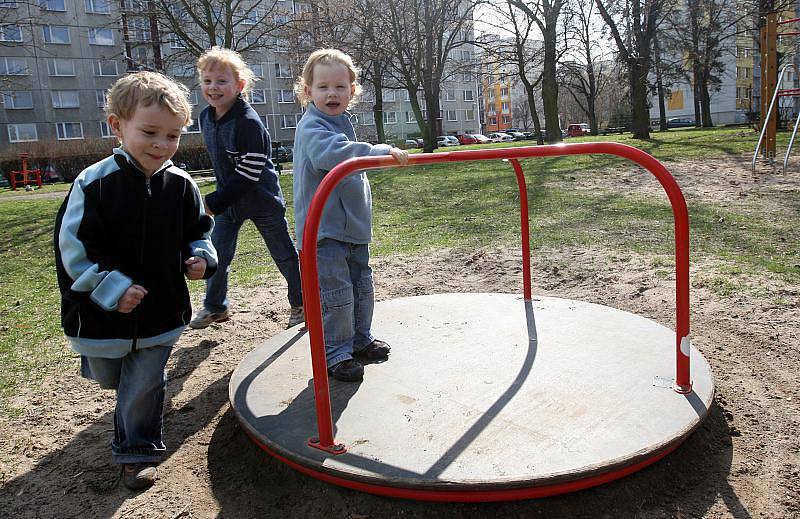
[
  {"x1": 488, "y1": 132, "x2": 514, "y2": 142},
  {"x1": 436, "y1": 135, "x2": 460, "y2": 147}
]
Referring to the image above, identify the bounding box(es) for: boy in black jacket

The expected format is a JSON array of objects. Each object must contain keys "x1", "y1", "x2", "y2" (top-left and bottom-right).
[{"x1": 54, "y1": 71, "x2": 217, "y2": 491}]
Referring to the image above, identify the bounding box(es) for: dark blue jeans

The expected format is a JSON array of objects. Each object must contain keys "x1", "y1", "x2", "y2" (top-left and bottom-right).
[
  {"x1": 81, "y1": 340, "x2": 175, "y2": 464},
  {"x1": 204, "y1": 208, "x2": 302, "y2": 312}
]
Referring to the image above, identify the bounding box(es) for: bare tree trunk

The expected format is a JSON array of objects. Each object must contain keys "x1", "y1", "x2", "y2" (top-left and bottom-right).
[{"x1": 630, "y1": 58, "x2": 651, "y2": 139}]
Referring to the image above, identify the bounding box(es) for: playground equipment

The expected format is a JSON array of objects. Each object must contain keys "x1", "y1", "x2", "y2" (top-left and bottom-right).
[
  {"x1": 8, "y1": 153, "x2": 42, "y2": 190},
  {"x1": 754, "y1": 11, "x2": 800, "y2": 171},
  {"x1": 229, "y1": 143, "x2": 714, "y2": 502}
]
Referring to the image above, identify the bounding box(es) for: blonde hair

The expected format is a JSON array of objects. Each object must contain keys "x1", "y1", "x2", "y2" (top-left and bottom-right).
[
  {"x1": 105, "y1": 71, "x2": 192, "y2": 127},
  {"x1": 294, "y1": 48, "x2": 362, "y2": 108},
  {"x1": 197, "y1": 46, "x2": 256, "y2": 98}
]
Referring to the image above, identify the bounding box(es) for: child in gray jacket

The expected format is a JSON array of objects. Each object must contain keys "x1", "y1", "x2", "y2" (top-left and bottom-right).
[{"x1": 293, "y1": 49, "x2": 408, "y2": 381}]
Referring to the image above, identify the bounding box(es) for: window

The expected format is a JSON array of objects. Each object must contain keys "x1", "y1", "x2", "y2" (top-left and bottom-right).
[
  {"x1": 279, "y1": 89, "x2": 294, "y2": 103},
  {"x1": 42, "y1": 25, "x2": 70, "y2": 44},
  {"x1": 85, "y1": 0, "x2": 110, "y2": 13},
  {"x1": 383, "y1": 111, "x2": 397, "y2": 124},
  {"x1": 259, "y1": 114, "x2": 269, "y2": 128},
  {"x1": 464, "y1": 90, "x2": 473, "y2": 102},
  {"x1": 737, "y1": 66, "x2": 751, "y2": 79},
  {"x1": 446, "y1": 110, "x2": 457, "y2": 121},
  {"x1": 170, "y1": 36, "x2": 186, "y2": 49},
  {"x1": 500, "y1": 87, "x2": 509, "y2": 98},
  {"x1": 402, "y1": 90, "x2": 410, "y2": 102},
  {"x1": 96, "y1": 90, "x2": 106, "y2": 107},
  {"x1": 190, "y1": 90, "x2": 199, "y2": 105},
  {"x1": 251, "y1": 89, "x2": 266, "y2": 104},
  {"x1": 463, "y1": 72, "x2": 472, "y2": 82},
  {"x1": 274, "y1": 62, "x2": 291, "y2": 78},
  {"x1": 461, "y1": 50, "x2": 472, "y2": 61},
  {"x1": 56, "y1": 122, "x2": 83, "y2": 140},
  {"x1": 0, "y1": 25, "x2": 22, "y2": 42},
  {"x1": 282, "y1": 113, "x2": 301, "y2": 128},
  {"x1": 48, "y1": 58, "x2": 75, "y2": 76},
  {"x1": 52, "y1": 90, "x2": 80, "y2": 108},
  {"x1": 89, "y1": 27, "x2": 114, "y2": 45},
  {"x1": 251, "y1": 63, "x2": 263, "y2": 78},
  {"x1": 382, "y1": 90, "x2": 396, "y2": 102},
  {"x1": 94, "y1": 60, "x2": 118, "y2": 76},
  {"x1": 464, "y1": 109, "x2": 475, "y2": 121},
  {"x1": 274, "y1": 37, "x2": 290, "y2": 50},
  {"x1": 99, "y1": 120, "x2": 114, "y2": 137},
  {"x1": 39, "y1": 0, "x2": 65, "y2": 10},
  {"x1": 184, "y1": 120, "x2": 201, "y2": 133},
  {"x1": 241, "y1": 8, "x2": 262, "y2": 24},
  {"x1": 489, "y1": 116, "x2": 497, "y2": 125},
  {"x1": 274, "y1": 13, "x2": 290, "y2": 24},
  {"x1": 8, "y1": 123, "x2": 37, "y2": 142},
  {"x1": 360, "y1": 111, "x2": 375, "y2": 125},
  {"x1": 2, "y1": 91, "x2": 33, "y2": 109},
  {"x1": 0, "y1": 57, "x2": 28, "y2": 75},
  {"x1": 736, "y1": 86, "x2": 750, "y2": 100},
  {"x1": 501, "y1": 101, "x2": 509, "y2": 113},
  {"x1": 0, "y1": 1, "x2": 19, "y2": 7},
  {"x1": 502, "y1": 115, "x2": 511, "y2": 124},
  {"x1": 405, "y1": 111, "x2": 416, "y2": 123},
  {"x1": 125, "y1": 19, "x2": 149, "y2": 42},
  {"x1": 445, "y1": 89, "x2": 456, "y2": 101}
]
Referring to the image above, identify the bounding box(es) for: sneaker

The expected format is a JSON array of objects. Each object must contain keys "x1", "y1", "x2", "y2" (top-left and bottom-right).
[
  {"x1": 189, "y1": 308, "x2": 230, "y2": 329},
  {"x1": 327, "y1": 359, "x2": 364, "y2": 382},
  {"x1": 121, "y1": 463, "x2": 158, "y2": 490},
  {"x1": 353, "y1": 339, "x2": 390, "y2": 361},
  {"x1": 287, "y1": 306, "x2": 305, "y2": 328}
]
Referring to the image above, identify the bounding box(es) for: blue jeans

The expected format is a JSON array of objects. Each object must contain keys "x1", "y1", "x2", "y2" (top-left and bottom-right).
[
  {"x1": 204, "y1": 208, "x2": 302, "y2": 312},
  {"x1": 317, "y1": 239, "x2": 375, "y2": 367},
  {"x1": 80, "y1": 340, "x2": 175, "y2": 464}
]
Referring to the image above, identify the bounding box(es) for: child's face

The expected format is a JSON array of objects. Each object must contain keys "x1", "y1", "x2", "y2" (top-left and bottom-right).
[
  {"x1": 109, "y1": 103, "x2": 184, "y2": 176},
  {"x1": 305, "y1": 62, "x2": 355, "y2": 117},
  {"x1": 200, "y1": 64, "x2": 244, "y2": 118}
]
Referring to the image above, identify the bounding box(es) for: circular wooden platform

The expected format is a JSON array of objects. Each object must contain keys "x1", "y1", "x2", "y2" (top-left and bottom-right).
[{"x1": 229, "y1": 293, "x2": 714, "y2": 501}]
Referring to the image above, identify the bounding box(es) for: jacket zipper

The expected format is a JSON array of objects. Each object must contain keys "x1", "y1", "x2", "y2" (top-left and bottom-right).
[{"x1": 131, "y1": 176, "x2": 151, "y2": 351}]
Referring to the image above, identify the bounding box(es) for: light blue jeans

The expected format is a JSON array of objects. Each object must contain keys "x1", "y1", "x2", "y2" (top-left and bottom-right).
[
  {"x1": 80, "y1": 340, "x2": 176, "y2": 464},
  {"x1": 204, "y1": 208, "x2": 302, "y2": 313},
  {"x1": 317, "y1": 239, "x2": 375, "y2": 367}
]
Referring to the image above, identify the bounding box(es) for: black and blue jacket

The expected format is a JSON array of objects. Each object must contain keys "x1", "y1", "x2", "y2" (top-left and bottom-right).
[
  {"x1": 54, "y1": 148, "x2": 218, "y2": 358},
  {"x1": 201, "y1": 95, "x2": 286, "y2": 217}
]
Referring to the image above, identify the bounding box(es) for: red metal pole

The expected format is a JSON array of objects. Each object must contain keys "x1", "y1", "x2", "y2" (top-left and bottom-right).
[
  {"x1": 301, "y1": 142, "x2": 692, "y2": 453},
  {"x1": 508, "y1": 159, "x2": 532, "y2": 300}
]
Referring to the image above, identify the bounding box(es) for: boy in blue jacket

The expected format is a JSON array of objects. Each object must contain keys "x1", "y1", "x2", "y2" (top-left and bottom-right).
[
  {"x1": 54, "y1": 72, "x2": 218, "y2": 490},
  {"x1": 191, "y1": 47, "x2": 303, "y2": 329},
  {"x1": 293, "y1": 49, "x2": 409, "y2": 382}
]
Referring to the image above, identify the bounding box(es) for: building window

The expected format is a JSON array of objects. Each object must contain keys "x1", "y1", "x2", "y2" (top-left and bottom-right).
[
  {"x1": 445, "y1": 89, "x2": 456, "y2": 101},
  {"x1": 85, "y1": 0, "x2": 110, "y2": 13},
  {"x1": 250, "y1": 63, "x2": 263, "y2": 78},
  {"x1": 360, "y1": 111, "x2": 375, "y2": 125},
  {"x1": 126, "y1": 19, "x2": 150, "y2": 42},
  {"x1": 402, "y1": 90, "x2": 410, "y2": 102},
  {"x1": 274, "y1": 62, "x2": 291, "y2": 78},
  {"x1": 42, "y1": 25, "x2": 70, "y2": 44},
  {"x1": 461, "y1": 50, "x2": 472, "y2": 61},
  {"x1": 259, "y1": 114, "x2": 269, "y2": 128},
  {"x1": 95, "y1": 90, "x2": 106, "y2": 107},
  {"x1": 0, "y1": 1, "x2": 19, "y2": 7},
  {"x1": 500, "y1": 87, "x2": 509, "y2": 98},
  {"x1": 282, "y1": 113, "x2": 301, "y2": 128},
  {"x1": 274, "y1": 13, "x2": 290, "y2": 24},
  {"x1": 183, "y1": 120, "x2": 201, "y2": 133},
  {"x1": 241, "y1": 8, "x2": 262, "y2": 24},
  {"x1": 48, "y1": 58, "x2": 75, "y2": 76},
  {"x1": 463, "y1": 90, "x2": 473, "y2": 102},
  {"x1": 501, "y1": 101, "x2": 509, "y2": 113},
  {"x1": 89, "y1": 27, "x2": 114, "y2": 45},
  {"x1": 189, "y1": 90, "x2": 199, "y2": 105},
  {"x1": 405, "y1": 111, "x2": 416, "y2": 123},
  {"x1": 8, "y1": 123, "x2": 37, "y2": 142},
  {"x1": 502, "y1": 115, "x2": 511, "y2": 124},
  {"x1": 274, "y1": 37, "x2": 289, "y2": 51},
  {"x1": 94, "y1": 60, "x2": 118, "y2": 76},
  {"x1": 170, "y1": 36, "x2": 186, "y2": 49},
  {"x1": 251, "y1": 89, "x2": 266, "y2": 104},
  {"x1": 99, "y1": 120, "x2": 114, "y2": 137},
  {"x1": 489, "y1": 116, "x2": 497, "y2": 125},
  {"x1": 2, "y1": 91, "x2": 33, "y2": 109},
  {"x1": 736, "y1": 86, "x2": 750, "y2": 100},
  {"x1": 0, "y1": 25, "x2": 22, "y2": 42},
  {"x1": 464, "y1": 109, "x2": 475, "y2": 121},
  {"x1": 279, "y1": 89, "x2": 294, "y2": 103},
  {"x1": 382, "y1": 90, "x2": 396, "y2": 102},
  {"x1": 446, "y1": 109, "x2": 457, "y2": 121},
  {"x1": 463, "y1": 72, "x2": 472, "y2": 82},
  {"x1": 56, "y1": 122, "x2": 83, "y2": 140},
  {"x1": 383, "y1": 111, "x2": 397, "y2": 124},
  {"x1": 0, "y1": 57, "x2": 27, "y2": 75},
  {"x1": 39, "y1": 0, "x2": 66, "y2": 11},
  {"x1": 52, "y1": 90, "x2": 80, "y2": 108}
]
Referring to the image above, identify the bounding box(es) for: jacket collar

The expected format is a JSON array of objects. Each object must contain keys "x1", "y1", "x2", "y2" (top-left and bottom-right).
[
  {"x1": 208, "y1": 94, "x2": 246, "y2": 125},
  {"x1": 307, "y1": 102, "x2": 353, "y2": 125},
  {"x1": 113, "y1": 147, "x2": 173, "y2": 177}
]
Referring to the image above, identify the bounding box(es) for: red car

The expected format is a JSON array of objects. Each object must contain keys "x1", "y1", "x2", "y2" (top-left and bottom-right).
[{"x1": 457, "y1": 134, "x2": 478, "y2": 145}]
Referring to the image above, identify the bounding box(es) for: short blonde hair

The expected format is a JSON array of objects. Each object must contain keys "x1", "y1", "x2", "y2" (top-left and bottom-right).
[
  {"x1": 105, "y1": 71, "x2": 192, "y2": 127},
  {"x1": 197, "y1": 46, "x2": 256, "y2": 98},
  {"x1": 294, "y1": 48, "x2": 362, "y2": 108}
]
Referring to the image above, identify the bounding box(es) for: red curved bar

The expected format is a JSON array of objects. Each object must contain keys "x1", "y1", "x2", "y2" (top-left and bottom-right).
[{"x1": 300, "y1": 142, "x2": 692, "y2": 452}]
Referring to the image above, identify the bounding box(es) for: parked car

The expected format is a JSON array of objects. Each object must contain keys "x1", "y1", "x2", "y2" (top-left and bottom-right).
[
  {"x1": 456, "y1": 134, "x2": 478, "y2": 145},
  {"x1": 566, "y1": 123, "x2": 591, "y2": 137},
  {"x1": 272, "y1": 142, "x2": 292, "y2": 163},
  {"x1": 506, "y1": 131, "x2": 527, "y2": 141},
  {"x1": 437, "y1": 135, "x2": 460, "y2": 147},
  {"x1": 667, "y1": 117, "x2": 695, "y2": 128},
  {"x1": 472, "y1": 134, "x2": 492, "y2": 144},
  {"x1": 488, "y1": 132, "x2": 514, "y2": 142},
  {"x1": 404, "y1": 139, "x2": 421, "y2": 149}
]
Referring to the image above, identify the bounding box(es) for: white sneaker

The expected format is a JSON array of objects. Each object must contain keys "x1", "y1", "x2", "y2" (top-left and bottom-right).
[
  {"x1": 189, "y1": 308, "x2": 230, "y2": 329},
  {"x1": 287, "y1": 306, "x2": 305, "y2": 328}
]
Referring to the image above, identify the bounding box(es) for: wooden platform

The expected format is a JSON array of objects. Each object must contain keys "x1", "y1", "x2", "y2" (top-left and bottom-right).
[{"x1": 229, "y1": 293, "x2": 714, "y2": 500}]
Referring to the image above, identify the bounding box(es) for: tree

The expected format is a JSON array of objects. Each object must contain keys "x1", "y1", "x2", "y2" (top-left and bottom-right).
[{"x1": 595, "y1": 0, "x2": 669, "y2": 139}]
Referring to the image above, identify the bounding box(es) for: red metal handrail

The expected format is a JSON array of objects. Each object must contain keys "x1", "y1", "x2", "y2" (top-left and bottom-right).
[{"x1": 300, "y1": 142, "x2": 692, "y2": 454}]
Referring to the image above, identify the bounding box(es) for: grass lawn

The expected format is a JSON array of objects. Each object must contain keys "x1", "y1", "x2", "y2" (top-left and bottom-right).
[{"x1": 1, "y1": 126, "x2": 798, "y2": 416}]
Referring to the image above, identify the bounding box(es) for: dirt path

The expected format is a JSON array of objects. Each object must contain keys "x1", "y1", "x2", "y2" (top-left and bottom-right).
[{"x1": 1, "y1": 156, "x2": 798, "y2": 518}]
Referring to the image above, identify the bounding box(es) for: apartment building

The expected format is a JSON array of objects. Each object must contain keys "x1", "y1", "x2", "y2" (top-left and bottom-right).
[{"x1": 0, "y1": 0, "x2": 477, "y2": 153}]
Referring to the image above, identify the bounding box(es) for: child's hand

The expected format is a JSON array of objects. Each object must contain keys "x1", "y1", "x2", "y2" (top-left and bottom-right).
[
  {"x1": 118, "y1": 284, "x2": 147, "y2": 313},
  {"x1": 389, "y1": 147, "x2": 410, "y2": 166},
  {"x1": 185, "y1": 256, "x2": 207, "y2": 280}
]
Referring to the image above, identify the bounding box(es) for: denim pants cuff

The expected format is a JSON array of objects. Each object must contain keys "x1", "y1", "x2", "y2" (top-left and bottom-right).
[
  {"x1": 326, "y1": 352, "x2": 352, "y2": 368},
  {"x1": 113, "y1": 452, "x2": 164, "y2": 465}
]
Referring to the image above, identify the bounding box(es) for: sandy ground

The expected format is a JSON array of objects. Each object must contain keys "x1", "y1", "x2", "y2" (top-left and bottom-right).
[{"x1": 1, "y1": 156, "x2": 798, "y2": 518}]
